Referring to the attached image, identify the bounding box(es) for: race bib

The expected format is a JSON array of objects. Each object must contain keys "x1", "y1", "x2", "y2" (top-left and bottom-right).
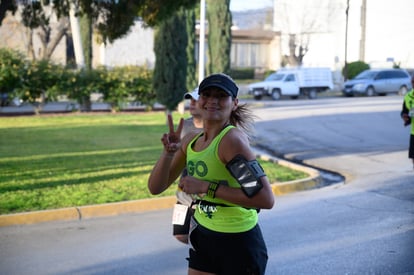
[
  {"x1": 172, "y1": 203, "x2": 188, "y2": 225},
  {"x1": 409, "y1": 108, "x2": 414, "y2": 117}
]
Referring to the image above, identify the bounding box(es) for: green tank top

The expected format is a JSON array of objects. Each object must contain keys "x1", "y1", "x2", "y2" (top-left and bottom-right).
[
  {"x1": 187, "y1": 125, "x2": 258, "y2": 233},
  {"x1": 404, "y1": 90, "x2": 414, "y2": 134}
]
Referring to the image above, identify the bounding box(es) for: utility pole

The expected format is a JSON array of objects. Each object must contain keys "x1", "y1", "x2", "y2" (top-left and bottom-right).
[
  {"x1": 344, "y1": 0, "x2": 350, "y2": 81},
  {"x1": 359, "y1": 0, "x2": 366, "y2": 62}
]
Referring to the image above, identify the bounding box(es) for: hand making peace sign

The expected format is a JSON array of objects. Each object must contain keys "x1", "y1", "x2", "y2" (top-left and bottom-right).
[{"x1": 161, "y1": 114, "x2": 184, "y2": 153}]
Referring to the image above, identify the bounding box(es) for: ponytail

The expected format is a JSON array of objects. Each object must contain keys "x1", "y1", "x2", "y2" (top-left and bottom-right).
[{"x1": 230, "y1": 103, "x2": 257, "y2": 139}]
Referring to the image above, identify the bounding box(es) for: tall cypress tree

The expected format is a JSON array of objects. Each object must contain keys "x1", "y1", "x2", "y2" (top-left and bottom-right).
[
  {"x1": 153, "y1": 8, "x2": 188, "y2": 112},
  {"x1": 206, "y1": 0, "x2": 232, "y2": 75},
  {"x1": 186, "y1": 8, "x2": 197, "y2": 90}
]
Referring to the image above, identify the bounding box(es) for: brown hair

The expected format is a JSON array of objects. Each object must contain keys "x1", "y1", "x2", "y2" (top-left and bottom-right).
[{"x1": 230, "y1": 103, "x2": 257, "y2": 139}]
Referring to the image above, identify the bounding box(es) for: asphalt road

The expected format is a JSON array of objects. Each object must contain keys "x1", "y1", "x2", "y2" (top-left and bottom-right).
[{"x1": 1, "y1": 95, "x2": 413, "y2": 275}]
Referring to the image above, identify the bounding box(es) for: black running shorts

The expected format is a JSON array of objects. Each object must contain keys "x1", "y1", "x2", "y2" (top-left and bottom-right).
[{"x1": 187, "y1": 222, "x2": 268, "y2": 275}]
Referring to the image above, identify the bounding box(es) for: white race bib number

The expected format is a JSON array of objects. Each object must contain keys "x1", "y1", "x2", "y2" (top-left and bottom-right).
[
  {"x1": 172, "y1": 203, "x2": 188, "y2": 225},
  {"x1": 409, "y1": 108, "x2": 414, "y2": 117}
]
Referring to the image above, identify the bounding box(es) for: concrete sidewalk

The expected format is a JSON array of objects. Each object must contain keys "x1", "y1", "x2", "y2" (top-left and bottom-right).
[
  {"x1": 0, "y1": 153, "x2": 323, "y2": 227},
  {"x1": 0, "y1": 101, "x2": 167, "y2": 115}
]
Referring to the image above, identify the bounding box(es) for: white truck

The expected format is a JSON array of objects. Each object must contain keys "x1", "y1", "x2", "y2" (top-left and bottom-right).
[{"x1": 248, "y1": 67, "x2": 334, "y2": 100}]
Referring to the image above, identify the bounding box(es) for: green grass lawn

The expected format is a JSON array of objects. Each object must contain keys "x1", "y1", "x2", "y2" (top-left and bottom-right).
[{"x1": 0, "y1": 112, "x2": 307, "y2": 214}]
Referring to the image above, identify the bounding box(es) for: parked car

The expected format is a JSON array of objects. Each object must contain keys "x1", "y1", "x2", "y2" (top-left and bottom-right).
[{"x1": 342, "y1": 68, "x2": 412, "y2": 97}]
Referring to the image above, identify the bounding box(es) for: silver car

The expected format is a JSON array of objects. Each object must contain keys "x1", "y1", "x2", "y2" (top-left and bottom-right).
[{"x1": 342, "y1": 69, "x2": 412, "y2": 96}]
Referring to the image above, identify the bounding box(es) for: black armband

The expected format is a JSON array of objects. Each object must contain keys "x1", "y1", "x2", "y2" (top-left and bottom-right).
[{"x1": 226, "y1": 154, "x2": 265, "y2": 198}]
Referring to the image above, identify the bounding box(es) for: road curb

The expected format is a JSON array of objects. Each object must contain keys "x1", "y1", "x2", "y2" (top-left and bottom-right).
[
  {"x1": 257, "y1": 153, "x2": 322, "y2": 195},
  {"x1": 0, "y1": 154, "x2": 321, "y2": 227},
  {"x1": 0, "y1": 197, "x2": 178, "y2": 227}
]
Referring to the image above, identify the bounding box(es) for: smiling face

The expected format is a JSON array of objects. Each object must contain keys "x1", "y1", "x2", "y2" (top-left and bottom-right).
[
  {"x1": 189, "y1": 97, "x2": 202, "y2": 117},
  {"x1": 198, "y1": 87, "x2": 238, "y2": 122}
]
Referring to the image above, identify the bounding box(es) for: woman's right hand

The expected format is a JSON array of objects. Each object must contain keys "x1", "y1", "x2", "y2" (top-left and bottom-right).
[
  {"x1": 161, "y1": 114, "x2": 183, "y2": 153},
  {"x1": 179, "y1": 176, "x2": 208, "y2": 197}
]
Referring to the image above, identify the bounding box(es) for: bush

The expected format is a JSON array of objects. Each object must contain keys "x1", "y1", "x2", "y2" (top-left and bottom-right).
[
  {"x1": 58, "y1": 68, "x2": 103, "y2": 111},
  {"x1": 100, "y1": 66, "x2": 155, "y2": 111},
  {"x1": 229, "y1": 68, "x2": 255, "y2": 79},
  {"x1": 0, "y1": 48, "x2": 26, "y2": 105},
  {"x1": 343, "y1": 61, "x2": 370, "y2": 79},
  {"x1": 0, "y1": 48, "x2": 155, "y2": 112},
  {"x1": 0, "y1": 49, "x2": 65, "y2": 112},
  {"x1": 18, "y1": 59, "x2": 63, "y2": 105}
]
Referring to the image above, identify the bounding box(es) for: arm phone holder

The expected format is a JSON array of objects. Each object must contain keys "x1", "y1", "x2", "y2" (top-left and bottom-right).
[{"x1": 226, "y1": 154, "x2": 265, "y2": 197}]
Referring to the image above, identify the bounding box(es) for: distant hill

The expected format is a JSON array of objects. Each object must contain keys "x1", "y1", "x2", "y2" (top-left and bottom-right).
[{"x1": 232, "y1": 8, "x2": 273, "y2": 30}]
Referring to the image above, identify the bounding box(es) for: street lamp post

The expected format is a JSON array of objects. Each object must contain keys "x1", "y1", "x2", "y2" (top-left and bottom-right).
[{"x1": 198, "y1": 0, "x2": 206, "y2": 84}]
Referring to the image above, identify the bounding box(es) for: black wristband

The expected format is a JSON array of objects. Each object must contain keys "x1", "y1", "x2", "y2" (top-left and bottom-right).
[{"x1": 207, "y1": 182, "x2": 219, "y2": 198}]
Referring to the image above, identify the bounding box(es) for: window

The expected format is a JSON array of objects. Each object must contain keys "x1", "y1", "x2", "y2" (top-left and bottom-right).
[
  {"x1": 376, "y1": 71, "x2": 389, "y2": 80},
  {"x1": 265, "y1": 73, "x2": 284, "y2": 81},
  {"x1": 231, "y1": 42, "x2": 269, "y2": 68},
  {"x1": 285, "y1": 74, "x2": 295, "y2": 82},
  {"x1": 392, "y1": 71, "x2": 408, "y2": 78}
]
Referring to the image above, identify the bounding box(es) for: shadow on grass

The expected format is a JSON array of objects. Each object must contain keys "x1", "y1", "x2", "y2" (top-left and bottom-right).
[{"x1": 0, "y1": 147, "x2": 158, "y2": 192}]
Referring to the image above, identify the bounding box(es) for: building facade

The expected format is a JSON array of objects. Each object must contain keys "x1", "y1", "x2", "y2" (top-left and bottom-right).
[
  {"x1": 0, "y1": 14, "x2": 282, "y2": 74},
  {"x1": 95, "y1": 20, "x2": 282, "y2": 73}
]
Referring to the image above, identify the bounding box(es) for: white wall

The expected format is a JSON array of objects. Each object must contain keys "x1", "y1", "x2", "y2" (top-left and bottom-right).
[
  {"x1": 97, "y1": 20, "x2": 155, "y2": 68},
  {"x1": 363, "y1": 0, "x2": 414, "y2": 68},
  {"x1": 273, "y1": 0, "x2": 414, "y2": 69}
]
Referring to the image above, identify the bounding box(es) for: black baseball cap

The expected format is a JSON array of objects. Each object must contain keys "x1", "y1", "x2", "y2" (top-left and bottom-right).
[{"x1": 198, "y1": 73, "x2": 238, "y2": 98}]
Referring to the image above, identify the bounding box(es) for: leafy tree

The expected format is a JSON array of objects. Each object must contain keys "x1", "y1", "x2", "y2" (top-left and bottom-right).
[
  {"x1": 206, "y1": 0, "x2": 232, "y2": 75},
  {"x1": 0, "y1": 0, "x2": 17, "y2": 26},
  {"x1": 153, "y1": 8, "x2": 188, "y2": 112},
  {"x1": 1, "y1": 0, "x2": 198, "y2": 41},
  {"x1": 20, "y1": 1, "x2": 70, "y2": 60},
  {"x1": 138, "y1": 0, "x2": 198, "y2": 27},
  {"x1": 1, "y1": 0, "x2": 197, "y2": 63}
]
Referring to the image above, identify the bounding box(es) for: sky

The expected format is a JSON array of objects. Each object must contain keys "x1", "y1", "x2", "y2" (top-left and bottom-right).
[{"x1": 230, "y1": 0, "x2": 273, "y2": 11}]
